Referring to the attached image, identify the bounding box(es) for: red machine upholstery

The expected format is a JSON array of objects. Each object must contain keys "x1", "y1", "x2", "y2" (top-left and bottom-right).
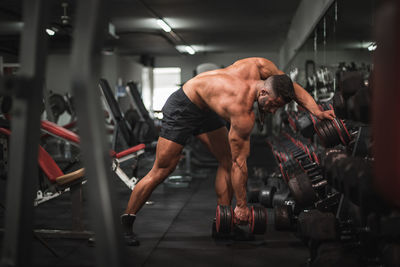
[
  {"x1": 0, "y1": 128, "x2": 11, "y2": 136},
  {"x1": 38, "y1": 146, "x2": 64, "y2": 182},
  {"x1": 115, "y1": 144, "x2": 146, "y2": 159},
  {"x1": 41, "y1": 120, "x2": 80, "y2": 144},
  {"x1": 0, "y1": 127, "x2": 64, "y2": 183}
]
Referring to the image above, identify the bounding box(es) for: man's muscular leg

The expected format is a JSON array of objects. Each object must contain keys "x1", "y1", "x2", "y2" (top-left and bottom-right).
[
  {"x1": 196, "y1": 127, "x2": 233, "y2": 205},
  {"x1": 125, "y1": 137, "x2": 183, "y2": 214}
]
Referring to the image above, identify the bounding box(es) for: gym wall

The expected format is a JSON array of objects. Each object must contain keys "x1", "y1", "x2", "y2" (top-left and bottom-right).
[
  {"x1": 46, "y1": 54, "x2": 144, "y2": 94},
  {"x1": 155, "y1": 52, "x2": 279, "y2": 82}
]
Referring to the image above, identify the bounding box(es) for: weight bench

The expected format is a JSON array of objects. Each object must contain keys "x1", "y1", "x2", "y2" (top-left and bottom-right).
[
  {"x1": 0, "y1": 127, "x2": 84, "y2": 205},
  {"x1": 40, "y1": 120, "x2": 145, "y2": 190},
  {"x1": 0, "y1": 120, "x2": 145, "y2": 203}
]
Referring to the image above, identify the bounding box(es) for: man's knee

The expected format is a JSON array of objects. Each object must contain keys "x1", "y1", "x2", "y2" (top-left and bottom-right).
[{"x1": 148, "y1": 165, "x2": 176, "y2": 185}]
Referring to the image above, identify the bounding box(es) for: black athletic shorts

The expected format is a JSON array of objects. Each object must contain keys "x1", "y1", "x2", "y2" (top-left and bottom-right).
[{"x1": 159, "y1": 88, "x2": 226, "y2": 145}]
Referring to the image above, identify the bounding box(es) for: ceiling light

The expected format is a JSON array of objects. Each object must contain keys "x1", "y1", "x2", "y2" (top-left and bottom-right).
[
  {"x1": 156, "y1": 19, "x2": 171, "y2": 33},
  {"x1": 46, "y1": 28, "x2": 55, "y2": 36},
  {"x1": 368, "y1": 43, "x2": 377, "y2": 51},
  {"x1": 185, "y1": 46, "x2": 195, "y2": 55}
]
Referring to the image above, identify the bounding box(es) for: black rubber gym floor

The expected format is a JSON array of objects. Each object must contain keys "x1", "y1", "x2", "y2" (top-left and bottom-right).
[{"x1": 0, "y1": 136, "x2": 309, "y2": 266}]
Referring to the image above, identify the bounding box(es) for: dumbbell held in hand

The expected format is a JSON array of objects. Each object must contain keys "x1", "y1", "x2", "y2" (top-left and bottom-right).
[{"x1": 215, "y1": 205, "x2": 267, "y2": 235}]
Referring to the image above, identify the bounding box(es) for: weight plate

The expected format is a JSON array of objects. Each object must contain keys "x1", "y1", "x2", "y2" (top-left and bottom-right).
[
  {"x1": 335, "y1": 119, "x2": 351, "y2": 145},
  {"x1": 288, "y1": 173, "x2": 316, "y2": 207},
  {"x1": 314, "y1": 122, "x2": 325, "y2": 144},
  {"x1": 329, "y1": 119, "x2": 346, "y2": 146},
  {"x1": 250, "y1": 206, "x2": 267, "y2": 234},
  {"x1": 321, "y1": 120, "x2": 339, "y2": 147},
  {"x1": 216, "y1": 205, "x2": 230, "y2": 233},
  {"x1": 216, "y1": 205, "x2": 222, "y2": 233},
  {"x1": 226, "y1": 206, "x2": 233, "y2": 233},
  {"x1": 223, "y1": 206, "x2": 229, "y2": 233},
  {"x1": 259, "y1": 186, "x2": 277, "y2": 208},
  {"x1": 315, "y1": 121, "x2": 330, "y2": 147},
  {"x1": 332, "y1": 92, "x2": 346, "y2": 118},
  {"x1": 247, "y1": 183, "x2": 262, "y2": 203},
  {"x1": 324, "y1": 120, "x2": 340, "y2": 147},
  {"x1": 279, "y1": 163, "x2": 288, "y2": 183},
  {"x1": 274, "y1": 204, "x2": 293, "y2": 231}
]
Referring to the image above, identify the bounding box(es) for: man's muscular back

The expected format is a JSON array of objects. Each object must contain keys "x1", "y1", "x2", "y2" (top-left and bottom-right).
[{"x1": 183, "y1": 58, "x2": 278, "y2": 122}]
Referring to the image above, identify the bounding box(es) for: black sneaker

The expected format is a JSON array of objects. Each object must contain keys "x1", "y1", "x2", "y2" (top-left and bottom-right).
[
  {"x1": 121, "y1": 214, "x2": 140, "y2": 246},
  {"x1": 123, "y1": 233, "x2": 140, "y2": 246}
]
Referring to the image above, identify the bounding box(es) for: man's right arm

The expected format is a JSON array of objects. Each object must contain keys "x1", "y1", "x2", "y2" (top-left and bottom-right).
[{"x1": 229, "y1": 113, "x2": 254, "y2": 223}]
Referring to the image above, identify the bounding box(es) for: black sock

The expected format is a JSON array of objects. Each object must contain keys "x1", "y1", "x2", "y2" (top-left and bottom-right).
[{"x1": 121, "y1": 214, "x2": 136, "y2": 235}]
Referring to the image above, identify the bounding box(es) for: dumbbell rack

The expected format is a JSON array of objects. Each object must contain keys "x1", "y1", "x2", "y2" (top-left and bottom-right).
[{"x1": 262, "y1": 71, "x2": 400, "y2": 265}]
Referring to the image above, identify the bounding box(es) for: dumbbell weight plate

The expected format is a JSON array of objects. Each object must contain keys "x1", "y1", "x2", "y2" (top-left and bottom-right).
[
  {"x1": 302, "y1": 162, "x2": 318, "y2": 171},
  {"x1": 321, "y1": 120, "x2": 339, "y2": 147},
  {"x1": 247, "y1": 182, "x2": 262, "y2": 203},
  {"x1": 224, "y1": 206, "x2": 233, "y2": 234},
  {"x1": 279, "y1": 163, "x2": 289, "y2": 183},
  {"x1": 216, "y1": 205, "x2": 222, "y2": 233},
  {"x1": 216, "y1": 205, "x2": 233, "y2": 234},
  {"x1": 288, "y1": 173, "x2": 317, "y2": 206},
  {"x1": 332, "y1": 91, "x2": 347, "y2": 118},
  {"x1": 324, "y1": 120, "x2": 341, "y2": 145},
  {"x1": 272, "y1": 187, "x2": 291, "y2": 207},
  {"x1": 274, "y1": 204, "x2": 293, "y2": 231},
  {"x1": 259, "y1": 186, "x2": 277, "y2": 208},
  {"x1": 327, "y1": 119, "x2": 347, "y2": 146},
  {"x1": 250, "y1": 206, "x2": 267, "y2": 234},
  {"x1": 315, "y1": 121, "x2": 330, "y2": 147},
  {"x1": 334, "y1": 119, "x2": 351, "y2": 145}
]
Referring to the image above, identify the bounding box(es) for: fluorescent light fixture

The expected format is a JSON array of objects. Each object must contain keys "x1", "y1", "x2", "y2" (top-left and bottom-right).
[
  {"x1": 108, "y1": 23, "x2": 119, "y2": 39},
  {"x1": 156, "y1": 19, "x2": 171, "y2": 33},
  {"x1": 46, "y1": 28, "x2": 55, "y2": 36},
  {"x1": 185, "y1": 45, "x2": 195, "y2": 55},
  {"x1": 175, "y1": 45, "x2": 186, "y2": 53},
  {"x1": 368, "y1": 43, "x2": 377, "y2": 51},
  {"x1": 153, "y1": 67, "x2": 181, "y2": 74}
]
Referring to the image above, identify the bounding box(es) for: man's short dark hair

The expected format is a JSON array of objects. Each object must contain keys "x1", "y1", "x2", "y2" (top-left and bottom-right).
[{"x1": 269, "y1": 74, "x2": 295, "y2": 103}]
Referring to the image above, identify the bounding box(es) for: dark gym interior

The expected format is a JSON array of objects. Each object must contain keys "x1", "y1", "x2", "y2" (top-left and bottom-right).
[{"x1": 0, "y1": 0, "x2": 399, "y2": 266}]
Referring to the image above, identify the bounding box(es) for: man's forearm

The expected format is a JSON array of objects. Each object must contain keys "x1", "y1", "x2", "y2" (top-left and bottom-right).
[
  {"x1": 231, "y1": 160, "x2": 248, "y2": 208},
  {"x1": 293, "y1": 83, "x2": 321, "y2": 115}
]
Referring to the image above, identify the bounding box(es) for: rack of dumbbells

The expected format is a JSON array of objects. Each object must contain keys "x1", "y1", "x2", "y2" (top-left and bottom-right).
[{"x1": 261, "y1": 70, "x2": 400, "y2": 266}]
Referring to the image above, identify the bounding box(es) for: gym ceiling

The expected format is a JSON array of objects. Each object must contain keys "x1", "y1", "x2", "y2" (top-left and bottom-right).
[{"x1": 0, "y1": 0, "x2": 374, "y2": 57}]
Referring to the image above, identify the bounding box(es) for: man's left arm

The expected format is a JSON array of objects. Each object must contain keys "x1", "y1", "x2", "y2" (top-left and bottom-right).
[
  {"x1": 255, "y1": 57, "x2": 335, "y2": 120},
  {"x1": 292, "y1": 83, "x2": 336, "y2": 120}
]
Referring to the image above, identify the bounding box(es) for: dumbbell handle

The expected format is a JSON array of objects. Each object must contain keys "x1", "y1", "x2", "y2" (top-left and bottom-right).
[{"x1": 312, "y1": 180, "x2": 327, "y2": 189}]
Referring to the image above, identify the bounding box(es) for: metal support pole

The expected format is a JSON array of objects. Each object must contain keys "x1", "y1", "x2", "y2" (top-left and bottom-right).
[
  {"x1": 0, "y1": 1, "x2": 49, "y2": 266},
  {"x1": 70, "y1": 0, "x2": 127, "y2": 266}
]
